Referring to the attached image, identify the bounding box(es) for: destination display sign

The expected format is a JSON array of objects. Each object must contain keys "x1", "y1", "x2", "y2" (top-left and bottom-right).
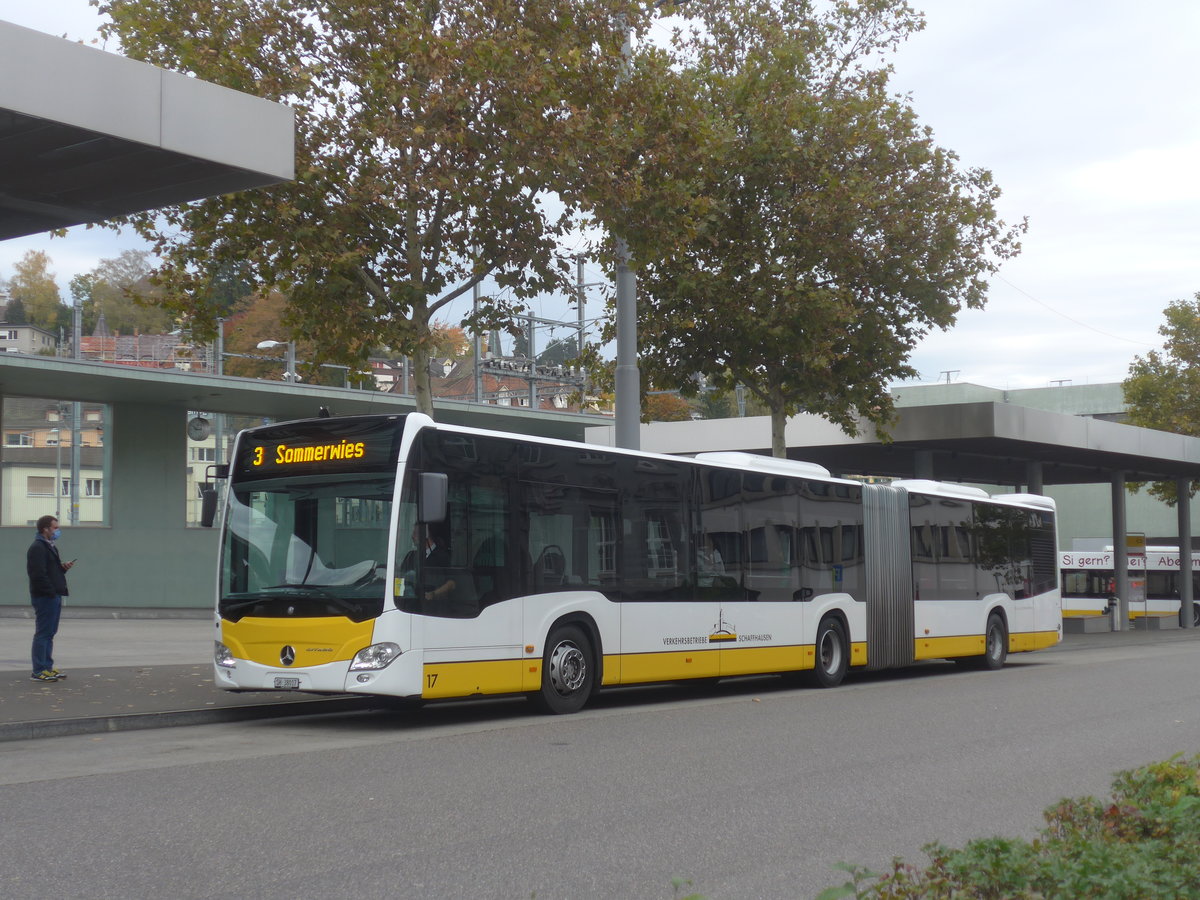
[{"x1": 232, "y1": 416, "x2": 404, "y2": 480}]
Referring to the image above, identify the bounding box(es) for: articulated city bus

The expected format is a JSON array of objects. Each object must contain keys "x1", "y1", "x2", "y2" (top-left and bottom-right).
[
  {"x1": 211, "y1": 413, "x2": 1061, "y2": 713},
  {"x1": 1060, "y1": 549, "x2": 1200, "y2": 626}
]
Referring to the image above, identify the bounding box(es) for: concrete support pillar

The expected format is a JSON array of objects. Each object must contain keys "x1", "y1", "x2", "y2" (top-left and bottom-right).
[
  {"x1": 1178, "y1": 478, "x2": 1195, "y2": 628},
  {"x1": 913, "y1": 449, "x2": 934, "y2": 480},
  {"x1": 1025, "y1": 460, "x2": 1044, "y2": 495},
  {"x1": 1112, "y1": 471, "x2": 1129, "y2": 630}
]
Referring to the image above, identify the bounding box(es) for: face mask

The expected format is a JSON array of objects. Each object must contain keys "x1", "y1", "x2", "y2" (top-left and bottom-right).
[{"x1": 51, "y1": 528, "x2": 62, "y2": 540}]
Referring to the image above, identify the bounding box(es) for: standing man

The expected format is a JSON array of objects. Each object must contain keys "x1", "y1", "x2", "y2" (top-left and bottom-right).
[{"x1": 27, "y1": 514, "x2": 74, "y2": 683}]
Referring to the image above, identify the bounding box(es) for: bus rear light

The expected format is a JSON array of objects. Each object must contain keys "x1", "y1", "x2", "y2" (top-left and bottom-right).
[{"x1": 350, "y1": 642, "x2": 402, "y2": 671}]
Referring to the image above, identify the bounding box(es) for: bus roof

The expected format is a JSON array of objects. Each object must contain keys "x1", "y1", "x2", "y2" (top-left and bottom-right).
[{"x1": 694, "y1": 451, "x2": 835, "y2": 481}]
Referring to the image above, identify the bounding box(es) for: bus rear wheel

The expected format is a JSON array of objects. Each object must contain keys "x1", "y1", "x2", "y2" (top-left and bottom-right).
[
  {"x1": 532, "y1": 625, "x2": 594, "y2": 715},
  {"x1": 811, "y1": 616, "x2": 848, "y2": 688},
  {"x1": 981, "y1": 613, "x2": 1008, "y2": 670}
]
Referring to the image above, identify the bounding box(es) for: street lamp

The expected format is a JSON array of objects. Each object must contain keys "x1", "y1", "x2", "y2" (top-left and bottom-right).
[{"x1": 256, "y1": 340, "x2": 299, "y2": 383}]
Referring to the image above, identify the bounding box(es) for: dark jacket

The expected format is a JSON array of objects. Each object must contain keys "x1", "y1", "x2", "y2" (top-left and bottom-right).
[{"x1": 27, "y1": 536, "x2": 69, "y2": 598}]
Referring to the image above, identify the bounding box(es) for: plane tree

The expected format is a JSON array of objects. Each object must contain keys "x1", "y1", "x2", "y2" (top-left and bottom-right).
[
  {"x1": 1123, "y1": 294, "x2": 1200, "y2": 503},
  {"x1": 621, "y1": 0, "x2": 1027, "y2": 456},
  {"x1": 97, "y1": 0, "x2": 702, "y2": 414}
]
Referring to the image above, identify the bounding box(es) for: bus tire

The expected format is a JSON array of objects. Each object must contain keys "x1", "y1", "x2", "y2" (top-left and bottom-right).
[
  {"x1": 531, "y1": 625, "x2": 594, "y2": 715},
  {"x1": 811, "y1": 616, "x2": 848, "y2": 688},
  {"x1": 981, "y1": 613, "x2": 1008, "y2": 670}
]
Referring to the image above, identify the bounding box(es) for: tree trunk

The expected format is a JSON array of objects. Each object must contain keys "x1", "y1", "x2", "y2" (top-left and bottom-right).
[
  {"x1": 769, "y1": 385, "x2": 787, "y2": 459},
  {"x1": 411, "y1": 346, "x2": 434, "y2": 417},
  {"x1": 410, "y1": 305, "x2": 436, "y2": 417}
]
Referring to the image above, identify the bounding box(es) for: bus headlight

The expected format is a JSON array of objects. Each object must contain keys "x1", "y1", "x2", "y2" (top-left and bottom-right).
[
  {"x1": 350, "y1": 643, "x2": 402, "y2": 671},
  {"x1": 214, "y1": 641, "x2": 235, "y2": 668}
]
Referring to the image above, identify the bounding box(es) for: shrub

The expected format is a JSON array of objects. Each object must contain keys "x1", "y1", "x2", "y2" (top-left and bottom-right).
[{"x1": 817, "y1": 754, "x2": 1200, "y2": 899}]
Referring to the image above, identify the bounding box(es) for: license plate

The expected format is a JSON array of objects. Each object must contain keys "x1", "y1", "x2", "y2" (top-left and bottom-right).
[{"x1": 273, "y1": 676, "x2": 301, "y2": 690}]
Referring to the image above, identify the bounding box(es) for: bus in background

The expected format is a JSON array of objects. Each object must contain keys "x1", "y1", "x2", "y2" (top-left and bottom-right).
[
  {"x1": 1060, "y1": 549, "x2": 1200, "y2": 626},
  {"x1": 210, "y1": 413, "x2": 1061, "y2": 714}
]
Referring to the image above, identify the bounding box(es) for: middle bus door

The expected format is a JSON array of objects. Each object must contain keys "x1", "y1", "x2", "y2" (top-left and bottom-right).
[
  {"x1": 721, "y1": 474, "x2": 808, "y2": 677},
  {"x1": 616, "y1": 461, "x2": 721, "y2": 684}
]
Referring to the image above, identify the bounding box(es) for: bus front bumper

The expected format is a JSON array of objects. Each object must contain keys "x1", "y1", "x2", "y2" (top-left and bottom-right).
[{"x1": 212, "y1": 647, "x2": 424, "y2": 698}]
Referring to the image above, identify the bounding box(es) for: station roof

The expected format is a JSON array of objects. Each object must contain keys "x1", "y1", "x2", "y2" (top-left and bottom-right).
[
  {"x1": 5, "y1": 359, "x2": 1200, "y2": 487},
  {"x1": 586, "y1": 402, "x2": 1200, "y2": 487},
  {"x1": 0, "y1": 20, "x2": 294, "y2": 239},
  {"x1": 0, "y1": 353, "x2": 599, "y2": 442}
]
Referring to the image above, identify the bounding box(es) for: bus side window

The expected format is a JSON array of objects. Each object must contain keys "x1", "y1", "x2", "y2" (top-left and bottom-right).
[
  {"x1": 522, "y1": 482, "x2": 618, "y2": 595},
  {"x1": 743, "y1": 474, "x2": 799, "y2": 602},
  {"x1": 699, "y1": 469, "x2": 742, "y2": 600}
]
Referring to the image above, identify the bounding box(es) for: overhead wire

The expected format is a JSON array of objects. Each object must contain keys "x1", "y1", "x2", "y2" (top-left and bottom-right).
[{"x1": 995, "y1": 274, "x2": 1160, "y2": 348}]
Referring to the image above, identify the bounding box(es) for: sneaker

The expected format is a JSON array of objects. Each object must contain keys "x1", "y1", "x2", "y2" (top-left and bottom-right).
[
  {"x1": 30, "y1": 670, "x2": 58, "y2": 682},
  {"x1": 49, "y1": 669, "x2": 66, "y2": 680}
]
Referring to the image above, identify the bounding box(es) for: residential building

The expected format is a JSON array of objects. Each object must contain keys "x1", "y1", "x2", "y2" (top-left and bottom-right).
[
  {"x1": 0, "y1": 397, "x2": 105, "y2": 526},
  {"x1": 0, "y1": 322, "x2": 57, "y2": 355}
]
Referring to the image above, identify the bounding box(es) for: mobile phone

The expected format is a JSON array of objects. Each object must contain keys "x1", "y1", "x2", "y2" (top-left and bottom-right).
[{"x1": 67, "y1": 558, "x2": 77, "y2": 565}]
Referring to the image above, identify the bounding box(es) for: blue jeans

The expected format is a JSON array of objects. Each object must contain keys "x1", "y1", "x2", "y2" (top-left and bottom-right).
[{"x1": 31, "y1": 595, "x2": 62, "y2": 675}]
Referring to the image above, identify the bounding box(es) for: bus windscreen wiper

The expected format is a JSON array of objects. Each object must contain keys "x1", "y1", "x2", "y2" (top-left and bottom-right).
[
  {"x1": 262, "y1": 583, "x2": 336, "y2": 596},
  {"x1": 224, "y1": 588, "x2": 367, "y2": 620},
  {"x1": 262, "y1": 585, "x2": 367, "y2": 618}
]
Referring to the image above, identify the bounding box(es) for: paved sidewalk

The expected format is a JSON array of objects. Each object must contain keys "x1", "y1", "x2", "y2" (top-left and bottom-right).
[
  {"x1": 1, "y1": 608, "x2": 1198, "y2": 742},
  {"x1": 0, "y1": 610, "x2": 377, "y2": 741}
]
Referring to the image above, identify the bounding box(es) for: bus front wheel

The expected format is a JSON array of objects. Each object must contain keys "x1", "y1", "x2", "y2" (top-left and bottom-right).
[
  {"x1": 811, "y1": 616, "x2": 848, "y2": 688},
  {"x1": 532, "y1": 625, "x2": 594, "y2": 715}
]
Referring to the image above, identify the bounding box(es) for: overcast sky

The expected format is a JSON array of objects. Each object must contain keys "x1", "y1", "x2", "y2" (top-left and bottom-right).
[{"x1": 2, "y1": 0, "x2": 1197, "y2": 390}]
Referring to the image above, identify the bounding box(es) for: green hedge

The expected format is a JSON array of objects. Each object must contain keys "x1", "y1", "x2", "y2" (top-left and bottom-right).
[{"x1": 818, "y1": 754, "x2": 1200, "y2": 900}]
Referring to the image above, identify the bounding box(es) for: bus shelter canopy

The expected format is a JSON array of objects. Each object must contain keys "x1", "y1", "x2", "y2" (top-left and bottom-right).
[
  {"x1": 0, "y1": 20, "x2": 293, "y2": 240},
  {"x1": 587, "y1": 403, "x2": 1200, "y2": 488}
]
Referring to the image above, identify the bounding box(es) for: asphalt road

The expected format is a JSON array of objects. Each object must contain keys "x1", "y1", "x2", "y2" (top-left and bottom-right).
[{"x1": 3, "y1": 638, "x2": 1199, "y2": 900}]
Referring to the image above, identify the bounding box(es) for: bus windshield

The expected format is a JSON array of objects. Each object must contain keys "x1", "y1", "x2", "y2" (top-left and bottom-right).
[{"x1": 219, "y1": 473, "x2": 393, "y2": 622}]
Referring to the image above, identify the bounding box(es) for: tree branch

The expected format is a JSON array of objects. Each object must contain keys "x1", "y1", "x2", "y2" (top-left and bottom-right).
[{"x1": 427, "y1": 270, "x2": 490, "y2": 315}]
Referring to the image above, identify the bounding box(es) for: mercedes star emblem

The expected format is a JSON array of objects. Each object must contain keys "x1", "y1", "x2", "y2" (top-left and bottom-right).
[{"x1": 280, "y1": 646, "x2": 296, "y2": 666}]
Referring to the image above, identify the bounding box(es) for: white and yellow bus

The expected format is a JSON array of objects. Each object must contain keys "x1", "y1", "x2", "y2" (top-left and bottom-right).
[
  {"x1": 1060, "y1": 548, "x2": 1200, "y2": 626},
  {"x1": 211, "y1": 413, "x2": 1061, "y2": 713}
]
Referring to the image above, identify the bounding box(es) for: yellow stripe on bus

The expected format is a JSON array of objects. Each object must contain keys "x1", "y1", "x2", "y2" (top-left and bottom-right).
[
  {"x1": 423, "y1": 659, "x2": 525, "y2": 698},
  {"x1": 618, "y1": 648, "x2": 721, "y2": 683},
  {"x1": 429, "y1": 641, "x2": 873, "y2": 696},
  {"x1": 914, "y1": 634, "x2": 986, "y2": 659},
  {"x1": 913, "y1": 630, "x2": 1059, "y2": 660},
  {"x1": 614, "y1": 641, "x2": 869, "y2": 683},
  {"x1": 719, "y1": 644, "x2": 809, "y2": 676},
  {"x1": 221, "y1": 616, "x2": 373, "y2": 667},
  {"x1": 1011, "y1": 630, "x2": 1061, "y2": 652},
  {"x1": 415, "y1": 630, "x2": 1057, "y2": 700},
  {"x1": 851, "y1": 642, "x2": 867, "y2": 667}
]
